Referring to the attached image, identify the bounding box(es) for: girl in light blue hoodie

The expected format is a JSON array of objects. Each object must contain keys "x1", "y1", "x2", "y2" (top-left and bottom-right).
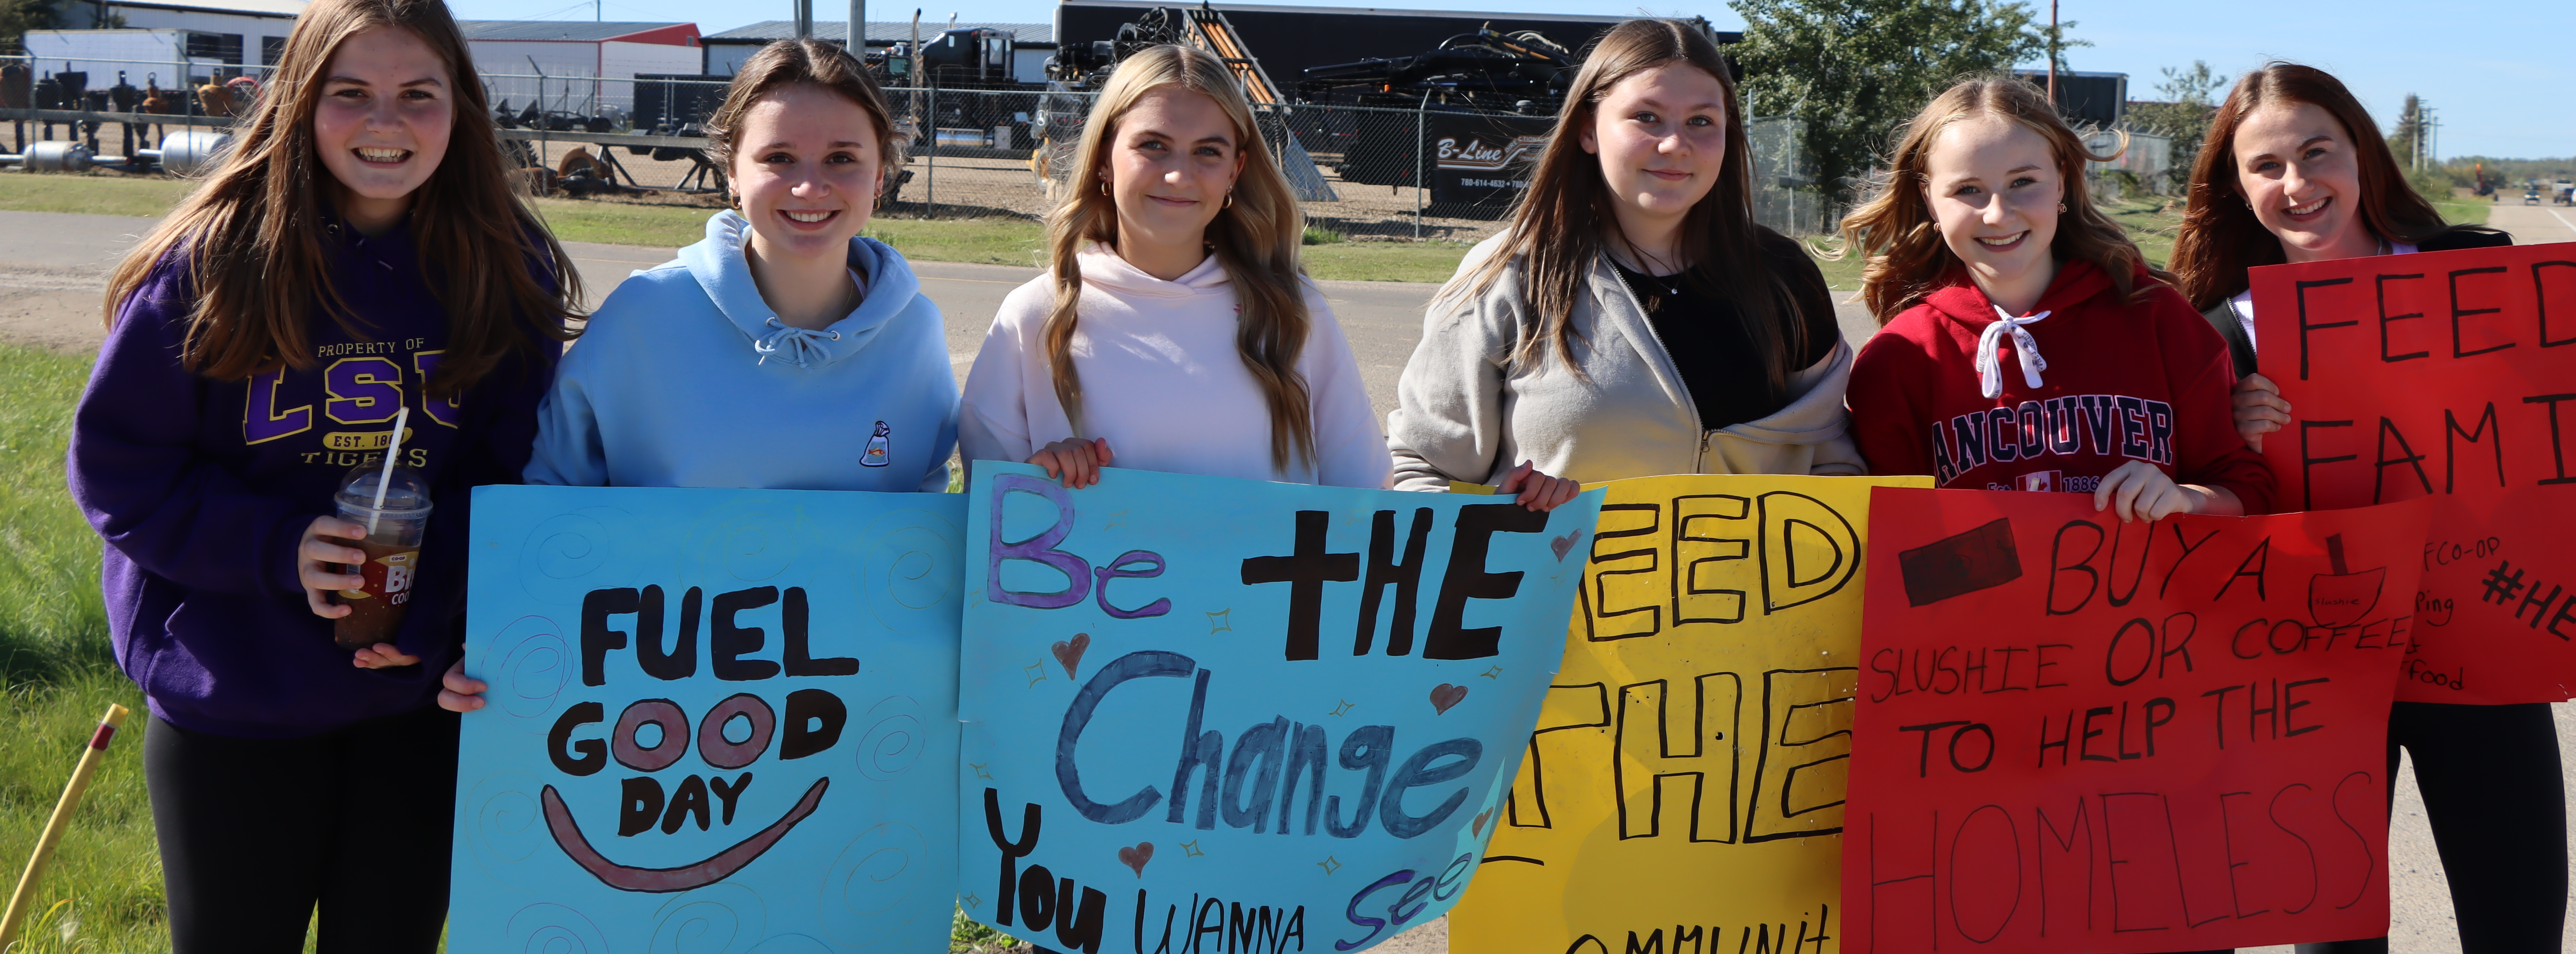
[
  {"x1": 441, "y1": 40, "x2": 955, "y2": 711},
  {"x1": 519, "y1": 39, "x2": 956, "y2": 494}
]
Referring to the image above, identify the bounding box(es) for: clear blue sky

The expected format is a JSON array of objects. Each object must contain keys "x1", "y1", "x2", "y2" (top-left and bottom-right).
[{"x1": 441, "y1": 0, "x2": 2574, "y2": 159}]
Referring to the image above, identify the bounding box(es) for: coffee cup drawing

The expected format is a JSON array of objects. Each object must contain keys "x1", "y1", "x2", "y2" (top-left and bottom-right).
[{"x1": 2307, "y1": 533, "x2": 2385, "y2": 628}]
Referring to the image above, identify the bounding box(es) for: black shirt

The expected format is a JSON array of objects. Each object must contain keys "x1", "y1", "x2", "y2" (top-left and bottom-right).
[{"x1": 1611, "y1": 234, "x2": 1841, "y2": 429}]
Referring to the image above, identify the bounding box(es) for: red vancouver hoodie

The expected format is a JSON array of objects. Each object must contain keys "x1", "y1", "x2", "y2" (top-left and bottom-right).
[{"x1": 1847, "y1": 258, "x2": 2275, "y2": 513}]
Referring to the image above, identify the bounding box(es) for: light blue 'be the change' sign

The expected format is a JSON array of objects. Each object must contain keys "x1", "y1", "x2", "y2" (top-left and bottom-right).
[
  {"x1": 959, "y1": 464, "x2": 1602, "y2": 954},
  {"x1": 451, "y1": 485, "x2": 964, "y2": 953}
]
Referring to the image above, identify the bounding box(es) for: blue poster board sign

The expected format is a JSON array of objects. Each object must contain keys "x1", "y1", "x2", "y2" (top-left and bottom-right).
[
  {"x1": 451, "y1": 485, "x2": 964, "y2": 952},
  {"x1": 957, "y1": 464, "x2": 1602, "y2": 953}
]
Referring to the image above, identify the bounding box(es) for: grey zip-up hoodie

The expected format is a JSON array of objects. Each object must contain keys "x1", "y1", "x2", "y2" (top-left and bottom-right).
[{"x1": 1386, "y1": 233, "x2": 1864, "y2": 491}]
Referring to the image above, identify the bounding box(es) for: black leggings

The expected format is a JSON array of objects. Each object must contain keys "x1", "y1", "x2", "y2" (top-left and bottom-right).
[
  {"x1": 145, "y1": 704, "x2": 459, "y2": 953},
  {"x1": 2176, "y1": 701, "x2": 2567, "y2": 954}
]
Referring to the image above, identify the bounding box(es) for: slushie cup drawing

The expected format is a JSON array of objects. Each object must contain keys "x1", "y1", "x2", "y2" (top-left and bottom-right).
[
  {"x1": 327, "y1": 463, "x2": 432, "y2": 651},
  {"x1": 2307, "y1": 533, "x2": 2385, "y2": 628}
]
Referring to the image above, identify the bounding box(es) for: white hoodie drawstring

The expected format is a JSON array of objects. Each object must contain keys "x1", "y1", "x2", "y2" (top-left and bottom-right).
[
  {"x1": 753, "y1": 317, "x2": 841, "y2": 368},
  {"x1": 1977, "y1": 305, "x2": 2052, "y2": 398}
]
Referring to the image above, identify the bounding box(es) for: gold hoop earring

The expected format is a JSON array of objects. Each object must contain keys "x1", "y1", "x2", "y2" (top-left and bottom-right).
[
  {"x1": 1099, "y1": 180, "x2": 1109, "y2": 196},
  {"x1": 1223, "y1": 191, "x2": 1233, "y2": 209},
  {"x1": 2057, "y1": 201, "x2": 2067, "y2": 213}
]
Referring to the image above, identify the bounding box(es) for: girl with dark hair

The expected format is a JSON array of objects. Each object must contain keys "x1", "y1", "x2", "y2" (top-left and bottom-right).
[
  {"x1": 959, "y1": 44, "x2": 1384, "y2": 490},
  {"x1": 2169, "y1": 63, "x2": 2558, "y2": 954},
  {"x1": 1385, "y1": 17, "x2": 1854, "y2": 511},
  {"x1": 1841, "y1": 76, "x2": 2272, "y2": 522},
  {"x1": 67, "y1": 0, "x2": 577, "y2": 947}
]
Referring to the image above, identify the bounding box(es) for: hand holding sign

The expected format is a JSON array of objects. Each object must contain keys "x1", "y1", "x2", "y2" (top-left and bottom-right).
[
  {"x1": 2252, "y1": 242, "x2": 2576, "y2": 702},
  {"x1": 1843, "y1": 489, "x2": 2429, "y2": 954},
  {"x1": 1450, "y1": 474, "x2": 1930, "y2": 954},
  {"x1": 450, "y1": 486, "x2": 963, "y2": 953},
  {"x1": 957, "y1": 464, "x2": 1601, "y2": 954}
]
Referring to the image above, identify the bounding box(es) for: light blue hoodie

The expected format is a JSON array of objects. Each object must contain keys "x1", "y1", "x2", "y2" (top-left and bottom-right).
[{"x1": 525, "y1": 210, "x2": 958, "y2": 491}]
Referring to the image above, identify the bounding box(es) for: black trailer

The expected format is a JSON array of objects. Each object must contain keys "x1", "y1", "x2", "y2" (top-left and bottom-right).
[
  {"x1": 2015, "y1": 70, "x2": 2128, "y2": 128},
  {"x1": 1053, "y1": 1, "x2": 1672, "y2": 105}
]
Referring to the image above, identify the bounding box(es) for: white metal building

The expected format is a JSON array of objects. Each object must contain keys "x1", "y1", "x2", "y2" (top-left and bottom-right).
[
  {"x1": 47, "y1": 0, "x2": 303, "y2": 75},
  {"x1": 458, "y1": 21, "x2": 700, "y2": 119}
]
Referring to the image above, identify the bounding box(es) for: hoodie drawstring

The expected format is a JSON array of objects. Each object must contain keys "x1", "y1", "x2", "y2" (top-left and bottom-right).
[
  {"x1": 1977, "y1": 305, "x2": 2051, "y2": 398},
  {"x1": 754, "y1": 317, "x2": 840, "y2": 368}
]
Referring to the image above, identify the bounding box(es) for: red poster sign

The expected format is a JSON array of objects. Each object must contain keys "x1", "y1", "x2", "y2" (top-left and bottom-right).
[
  {"x1": 1843, "y1": 489, "x2": 2429, "y2": 954},
  {"x1": 2252, "y1": 242, "x2": 2576, "y2": 703}
]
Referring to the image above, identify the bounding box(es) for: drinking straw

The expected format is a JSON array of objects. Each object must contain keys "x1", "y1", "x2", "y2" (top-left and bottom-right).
[
  {"x1": 369, "y1": 405, "x2": 409, "y2": 536},
  {"x1": 0, "y1": 704, "x2": 131, "y2": 950}
]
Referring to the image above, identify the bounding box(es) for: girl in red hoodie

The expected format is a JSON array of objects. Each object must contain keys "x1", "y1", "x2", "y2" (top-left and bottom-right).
[{"x1": 1843, "y1": 77, "x2": 2272, "y2": 521}]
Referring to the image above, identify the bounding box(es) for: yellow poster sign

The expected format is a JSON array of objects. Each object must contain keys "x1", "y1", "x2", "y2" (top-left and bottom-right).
[{"x1": 1450, "y1": 474, "x2": 1931, "y2": 954}]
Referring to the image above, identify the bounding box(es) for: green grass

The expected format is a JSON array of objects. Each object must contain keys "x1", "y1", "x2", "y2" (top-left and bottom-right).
[
  {"x1": 0, "y1": 674, "x2": 162, "y2": 954},
  {"x1": 0, "y1": 173, "x2": 195, "y2": 219},
  {"x1": 0, "y1": 347, "x2": 114, "y2": 686},
  {"x1": 2097, "y1": 197, "x2": 2187, "y2": 268},
  {"x1": 0, "y1": 343, "x2": 166, "y2": 952},
  {"x1": 2432, "y1": 195, "x2": 2494, "y2": 227}
]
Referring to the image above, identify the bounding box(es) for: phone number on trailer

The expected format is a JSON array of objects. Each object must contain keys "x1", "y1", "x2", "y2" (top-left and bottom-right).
[{"x1": 1457, "y1": 178, "x2": 1529, "y2": 188}]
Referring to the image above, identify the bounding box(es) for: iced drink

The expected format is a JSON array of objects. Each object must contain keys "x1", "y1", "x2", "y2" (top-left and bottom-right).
[{"x1": 327, "y1": 464, "x2": 432, "y2": 651}]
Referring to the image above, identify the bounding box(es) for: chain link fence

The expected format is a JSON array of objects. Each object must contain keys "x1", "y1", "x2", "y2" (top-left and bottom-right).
[{"x1": 8, "y1": 54, "x2": 1844, "y2": 240}]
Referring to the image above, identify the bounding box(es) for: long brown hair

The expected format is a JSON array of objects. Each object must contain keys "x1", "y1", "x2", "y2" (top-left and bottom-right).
[
  {"x1": 701, "y1": 39, "x2": 908, "y2": 198},
  {"x1": 1045, "y1": 44, "x2": 1315, "y2": 470},
  {"x1": 2169, "y1": 62, "x2": 2489, "y2": 310},
  {"x1": 101, "y1": 0, "x2": 576, "y2": 397},
  {"x1": 1444, "y1": 18, "x2": 1807, "y2": 395},
  {"x1": 1838, "y1": 76, "x2": 2164, "y2": 323}
]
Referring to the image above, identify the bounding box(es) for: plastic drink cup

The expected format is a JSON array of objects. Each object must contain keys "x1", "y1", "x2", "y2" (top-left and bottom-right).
[{"x1": 327, "y1": 464, "x2": 432, "y2": 651}]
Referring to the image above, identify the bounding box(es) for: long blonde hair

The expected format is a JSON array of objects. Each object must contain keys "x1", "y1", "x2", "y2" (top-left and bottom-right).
[
  {"x1": 1441, "y1": 19, "x2": 1807, "y2": 394},
  {"x1": 100, "y1": 0, "x2": 576, "y2": 396},
  {"x1": 1045, "y1": 44, "x2": 1315, "y2": 470},
  {"x1": 1838, "y1": 76, "x2": 2164, "y2": 323}
]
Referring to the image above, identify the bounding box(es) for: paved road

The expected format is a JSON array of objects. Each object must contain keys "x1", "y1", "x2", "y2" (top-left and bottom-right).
[
  {"x1": 4, "y1": 208, "x2": 2569, "y2": 952},
  {"x1": 0, "y1": 209, "x2": 1883, "y2": 425},
  {"x1": 2491, "y1": 199, "x2": 2576, "y2": 244}
]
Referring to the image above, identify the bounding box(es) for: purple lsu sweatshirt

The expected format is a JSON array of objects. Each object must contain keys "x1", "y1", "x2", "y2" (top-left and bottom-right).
[{"x1": 69, "y1": 220, "x2": 558, "y2": 738}]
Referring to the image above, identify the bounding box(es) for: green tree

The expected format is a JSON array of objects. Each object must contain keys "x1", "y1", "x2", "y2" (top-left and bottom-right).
[
  {"x1": 2125, "y1": 60, "x2": 2222, "y2": 191},
  {"x1": 2385, "y1": 93, "x2": 2425, "y2": 170},
  {"x1": 1, "y1": 0, "x2": 65, "y2": 56},
  {"x1": 1730, "y1": 0, "x2": 2060, "y2": 204}
]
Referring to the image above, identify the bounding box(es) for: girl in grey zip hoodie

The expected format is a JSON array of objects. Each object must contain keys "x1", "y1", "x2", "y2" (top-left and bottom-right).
[{"x1": 1384, "y1": 20, "x2": 1862, "y2": 497}]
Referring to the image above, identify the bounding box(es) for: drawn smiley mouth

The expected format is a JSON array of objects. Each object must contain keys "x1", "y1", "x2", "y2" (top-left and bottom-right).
[{"x1": 540, "y1": 777, "x2": 829, "y2": 892}]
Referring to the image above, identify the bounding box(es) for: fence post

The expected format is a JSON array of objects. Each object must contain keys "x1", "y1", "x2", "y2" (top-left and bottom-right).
[
  {"x1": 1413, "y1": 92, "x2": 1426, "y2": 242},
  {"x1": 925, "y1": 85, "x2": 938, "y2": 219}
]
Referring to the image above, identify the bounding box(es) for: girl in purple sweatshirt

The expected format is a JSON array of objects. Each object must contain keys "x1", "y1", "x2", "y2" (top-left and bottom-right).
[{"x1": 66, "y1": 0, "x2": 577, "y2": 949}]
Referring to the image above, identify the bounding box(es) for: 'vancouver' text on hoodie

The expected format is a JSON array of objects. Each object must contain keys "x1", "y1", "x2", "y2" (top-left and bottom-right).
[{"x1": 1847, "y1": 259, "x2": 2275, "y2": 512}]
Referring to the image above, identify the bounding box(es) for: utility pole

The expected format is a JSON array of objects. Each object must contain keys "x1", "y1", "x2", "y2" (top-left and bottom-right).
[
  {"x1": 2046, "y1": 0, "x2": 2059, "y2": 107},
  {"x1": 795, "y1": 0, "x2": 813, "y2": 40},
  {"x1": 849, "y1": 0, "x2": 865, "y2": 57}
]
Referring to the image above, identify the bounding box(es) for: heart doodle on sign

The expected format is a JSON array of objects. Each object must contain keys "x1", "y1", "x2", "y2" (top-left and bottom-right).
[
  {"x1": 1429, "y1": 683, "x2": 1468, "y2": 715},
  {"x1": 1472, "y1": 809, "x2": 1492, "y2": 835},
  {"x1": 1550, "y1": 530, "x2": 1582, "y2": 562},
  {"x1": 1117, "y1": 842, "x2": 1154, "y2": 877},
  {"x1": 1052, "y1": 633, "x2": 1092, "y2": 679}
]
